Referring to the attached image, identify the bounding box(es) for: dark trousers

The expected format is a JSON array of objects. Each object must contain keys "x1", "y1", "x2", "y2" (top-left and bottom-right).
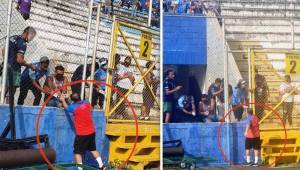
[
  {"x1": 233, "y1": 105, "x2": 244, "y2": 121},
  {"x1": 111, "y1": 86, "x2": 129, "y2": 119},
  {"x1": 18, "y1": 81, "x2": 42, "y2": 106},
  {"x1": 283, "y1": 102, "x2": 293, "y2": 126},
  {"x1": 92, "y1": 89, "x2": 105, "y2": 109}
]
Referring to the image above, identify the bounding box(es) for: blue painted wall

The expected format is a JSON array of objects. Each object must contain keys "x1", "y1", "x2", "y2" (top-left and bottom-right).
[
  {"x1": 0, "y1": 105, "x2": 109, "y2": 167},
  {"x1": 163, "y1": 123, "x2": 246, "y2": 166},
  {"x1": 163, "y1": 16, "x2": 207, "y2": 65}
]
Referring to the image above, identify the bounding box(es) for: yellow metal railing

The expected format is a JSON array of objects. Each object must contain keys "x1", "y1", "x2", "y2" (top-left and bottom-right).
[
  {"x1": 259, "y1": 85, "x2": 300, "y2": 125},
  {"x1": 250, "y1": 49, "x2": 300, "y2": 125},
  {"x1": 104, "y1": 17, "x2": 160, "y2": 122}
]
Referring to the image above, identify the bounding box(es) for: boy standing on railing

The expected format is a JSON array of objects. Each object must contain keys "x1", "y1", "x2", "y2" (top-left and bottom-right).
[{"x1": 60, "y1": 93, "x2": 107, "y2": 170}]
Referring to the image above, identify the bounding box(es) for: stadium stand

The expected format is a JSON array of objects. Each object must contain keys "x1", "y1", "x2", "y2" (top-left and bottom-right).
[
  {"x1": 219, "y1": 0, "x2": 300, "y2": 165},
  {"x1": 1, "y1": 0, "x2": 160, "y2": 114},
  {"x1": 1, "y1": 1, "x2": 160, "y2": 168}
]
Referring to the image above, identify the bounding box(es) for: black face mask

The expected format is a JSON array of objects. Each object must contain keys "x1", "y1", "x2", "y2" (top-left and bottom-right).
[
  {"x1": 124, "y1": 61, "x2": 130, "y2": 67},
  {"x1": 56, "y1": 74, "x2": 64, "y2": 80}
]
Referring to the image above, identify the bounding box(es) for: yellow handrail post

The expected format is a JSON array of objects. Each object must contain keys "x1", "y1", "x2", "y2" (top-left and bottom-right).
[
  {"x1": 259, "y1": 85, "x2": 300, "y2": 124},
  {"x1": 108, "y1": 60, "x2": 159, "y2": 117},
  {"x1": 251, "y1": 49, "x2": 256, "y2": 114},
  {"x1": 104, "y1": 17, "x2": 119, "y2": 118},
  {"x1": 118, "y1": 25, "x2": 160, "y2": 108}
]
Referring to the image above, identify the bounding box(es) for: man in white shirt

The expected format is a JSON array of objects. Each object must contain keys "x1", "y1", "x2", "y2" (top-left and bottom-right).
[
  {"x1": 279, "y1": 75, "x2": 295, "y2": 126},
  {"x1": 113, "y1": 56, "x2": 135, "y2": 119}
]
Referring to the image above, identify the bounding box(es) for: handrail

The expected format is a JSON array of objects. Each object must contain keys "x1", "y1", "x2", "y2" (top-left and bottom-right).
[{"x1": 259, "y1": 84, "x2": 300, "y2": 124}]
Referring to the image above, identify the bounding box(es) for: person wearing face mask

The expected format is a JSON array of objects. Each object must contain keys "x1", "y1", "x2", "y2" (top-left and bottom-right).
[
  {"x1": 5, "y1": 27, "x2": 36, "y2": 102},
  {"x1": 44, "y1": 65, "x2": 70, "y2": 107},
  {"x1": 18, "y1": 56, "x2": 52, "y2": 106},
  {"x1": 232, "y1": 80, "x2": 248, "y2": 121},
  {"x1": 111, "y1": 56, "x2": 135, "y2": 119},
  {"x1": 92, "y1": 58, "x2": 108, "y2": 109}
]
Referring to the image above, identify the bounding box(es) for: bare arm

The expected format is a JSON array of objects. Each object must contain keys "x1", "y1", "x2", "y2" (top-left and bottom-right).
[
  {"x1": 32, "y1": 80, "x2": 46, "y2": 93},
  {"x1": 16, "y1": 54, "x2": 35, "y2": 70},
  {"x1": 192, "y1": 103, "x2": 196, "y2": 113},
  {"x1": 244, "y1": 124, "x2": 250, "y2": 137},
  {"x1": 60, "y1": 95, "x2": 69, "y2": 109},
  {"x1": 166, "y1": 86, "x2": 182, "y2": 95},
  {"x1": 46, "y1": 76, "x2": 54, "y2": 92},
  {"x1": 182, "y1": 108, "x2": 192, "y2": 115},
  {"x1": 213, "y1": 87, "x2": 223, "y2": 97}
]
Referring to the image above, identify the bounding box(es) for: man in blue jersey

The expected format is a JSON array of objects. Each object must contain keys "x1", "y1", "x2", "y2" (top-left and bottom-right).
[
  {"x1": 18, "y1": 56, "x2": 53, "y2": 105},
  {"x1": 5, "y1": 27, "x2": 36, "y2": 101}
]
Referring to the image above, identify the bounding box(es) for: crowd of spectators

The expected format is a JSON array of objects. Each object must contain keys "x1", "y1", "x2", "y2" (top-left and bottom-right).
[
  {"x1": 94, "y1": 0, "x2": 160, "y2": 27},
  {"x1": 163, "y1": 68, "x2": 271, "y2": 123},
  {"x1": 4, "y1": 28, "x2": 159, "y2": 120},
  {"x1": 163, "y1": 0, "x2": 221, "y2": 17}
]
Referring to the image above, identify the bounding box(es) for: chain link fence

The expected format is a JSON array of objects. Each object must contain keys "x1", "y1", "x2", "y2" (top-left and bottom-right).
[
  {"x1": 0, "y1": 0, "x2": 159, "y2": 114},
  {"x1": 105, "y1": 18, "x2": 160, "y2": 122},
  {"x1": 225, "y1": 17, "x2": 300, "y2": 127}
]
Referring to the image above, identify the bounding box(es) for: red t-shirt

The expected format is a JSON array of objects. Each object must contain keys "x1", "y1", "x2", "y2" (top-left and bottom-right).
[
  {"x1": 66, "y1": 101, "x2": 95, "y2": 135},
  {"x1": 246, "y1": 115, "x2": 260, "y2": 138}
]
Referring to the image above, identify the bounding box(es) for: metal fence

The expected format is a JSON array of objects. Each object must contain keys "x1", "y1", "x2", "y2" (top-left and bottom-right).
[
  {"x1": 225, "y1": 17, "x2": 300, "y2": 128},
  {"x1": 0, "y1": 0, "x2": 160, "y2": 123},
  {"x1": 104, "y1": 17, "x2": 160, "y2": 123}
]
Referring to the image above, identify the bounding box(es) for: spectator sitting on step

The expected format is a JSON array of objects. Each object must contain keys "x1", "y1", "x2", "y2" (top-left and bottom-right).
[
  {"x1": 177, "y1": 93, "x2": 197, "y2": 123},
  {"x1": 92, "y1": 58, "x2": 108, "y2": 109},
  {"x1": 232, "y1": 80, "x2": 248, "y2": 122},
  {"x1": 44, "y1": 65, "x2": 71, "y2": 107},
  {"x1": 16, "y1": 0, "x2": 32, "y2": 20},
  {"x1": 199, "y1": 94, "x2": 219, "y2": 122},
  {"x1": 18, "y1": 56, "x2": 52, "y2": 106}
]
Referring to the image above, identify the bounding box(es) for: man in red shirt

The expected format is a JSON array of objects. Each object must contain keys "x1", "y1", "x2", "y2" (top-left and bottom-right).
[
  {"x1": 244, "y1": 108, "x2": 261, "y2": 167},
  {"x1": 60, "y1": 93, "x2": 106, "y2": 170}
]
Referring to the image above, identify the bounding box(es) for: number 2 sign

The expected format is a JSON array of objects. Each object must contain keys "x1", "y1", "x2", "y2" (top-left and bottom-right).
[
  {"x1": 286, "y1": 53, "x2": 300, "y2": 75},
  {"x1": 139, "y1": 32, "x2": 152, "y2": 60}
]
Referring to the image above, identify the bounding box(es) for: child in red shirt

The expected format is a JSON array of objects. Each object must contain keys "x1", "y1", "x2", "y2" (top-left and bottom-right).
[
  {"x1": 244, "y1": 108, "x2": 261, "y2": 167},
  {"x1": 60, "y1": 93, "x2": 106, "y2": 170}
]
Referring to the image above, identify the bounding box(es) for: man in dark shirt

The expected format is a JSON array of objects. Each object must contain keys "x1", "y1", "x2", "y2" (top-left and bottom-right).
[
  {"x1": 207, "y1": 78, "x2": 223, "y2": 114},
  {"x1": 6, "y1": 27, "x2": 36, "y2": 101},
  {"x1": 254, "y1": 68, "x2": 269, "y2": 120},
  {"x1": 163, "y1": 69, "x2": 182, "y2": 123},
  {"x1": 16, "y1": 0, "x2": 32, "y2": 20},
  {"x1": 18, "y1": 56, "x2": 52, "y2": 106},
  {"x1": 71, "y1": 64, "x2": 98, "y2": 96}
]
